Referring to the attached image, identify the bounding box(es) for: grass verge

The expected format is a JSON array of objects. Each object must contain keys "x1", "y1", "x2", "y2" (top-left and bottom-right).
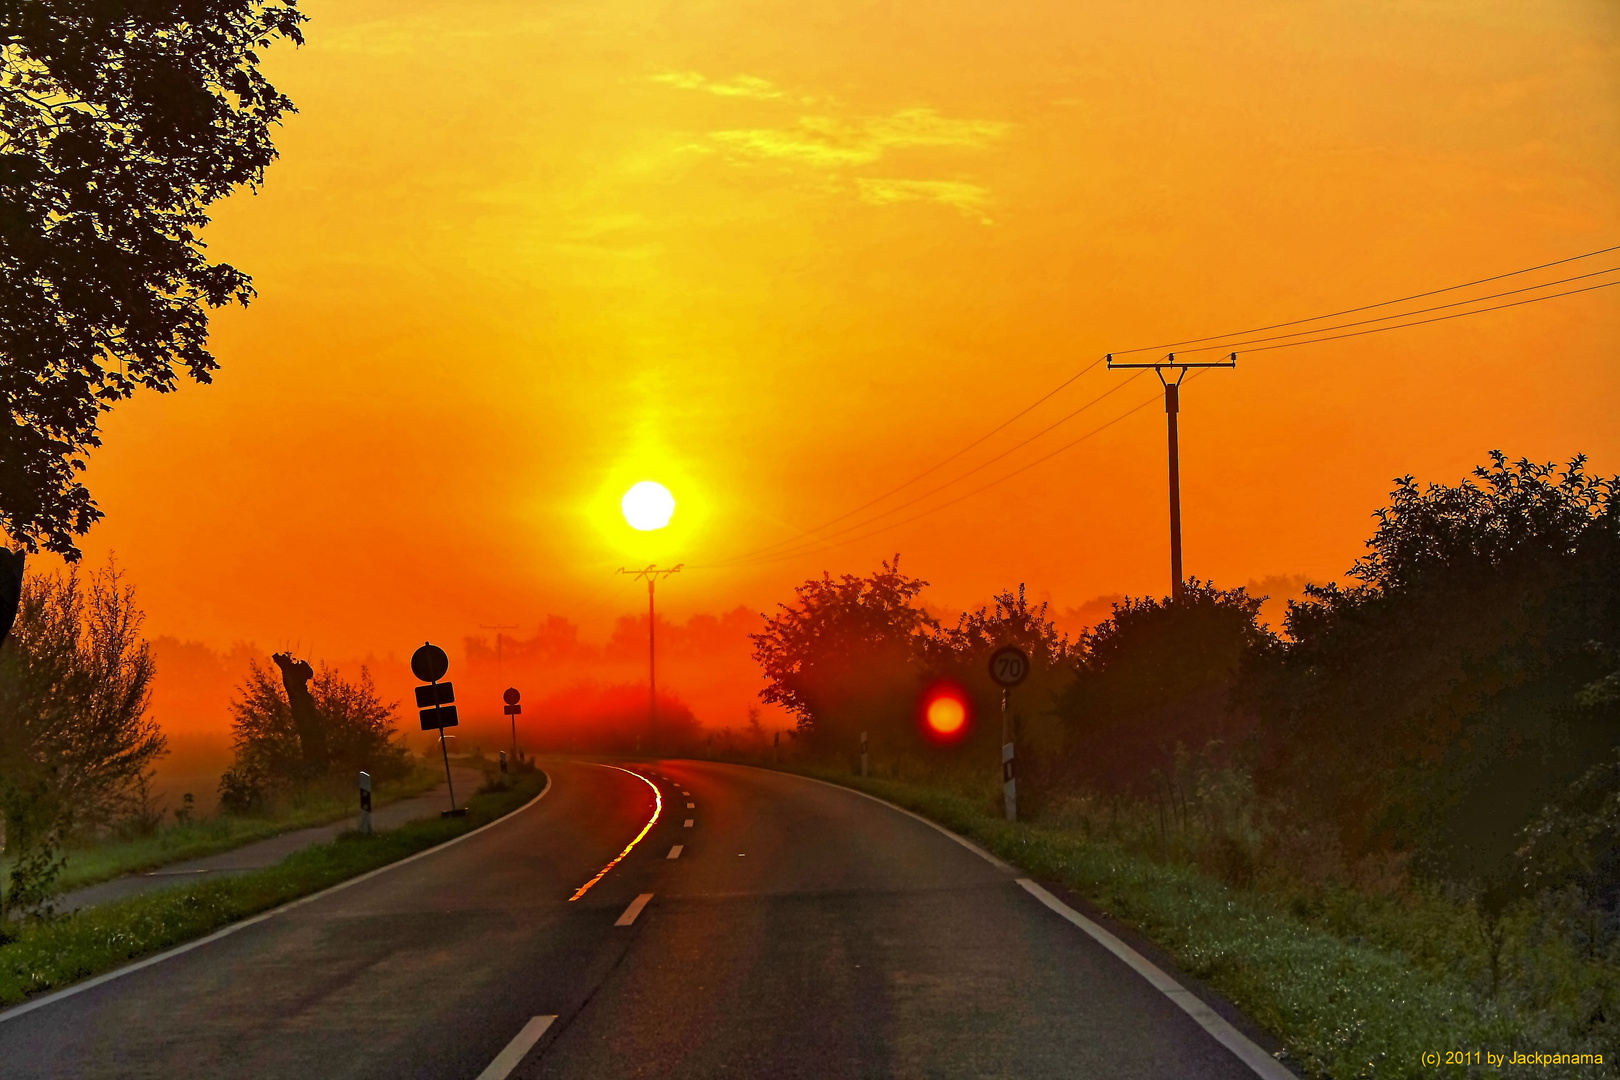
[
  {"x1": 39, "y1": 765, "x2": 446, "y2": 894},
  {"x1": 0, "y1": 769, "x2": 546, "y2": 1009},
  {"x1": 784, "y1": 764, "x2": 1613, "y2": 1080}
]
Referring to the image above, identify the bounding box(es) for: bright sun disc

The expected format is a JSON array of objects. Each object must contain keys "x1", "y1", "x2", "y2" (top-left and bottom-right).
[
  {"x1": 926, "y1": 696, "x2": 966, "y2": 736},
  {"x1": 621, "y1": 481, "x2": 675, "y2": 530}
]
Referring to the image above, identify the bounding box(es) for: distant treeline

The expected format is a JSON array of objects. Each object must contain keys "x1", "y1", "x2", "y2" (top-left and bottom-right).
[{"x1": 753, "y1": 452, "x2": 1620, "y2": 904}]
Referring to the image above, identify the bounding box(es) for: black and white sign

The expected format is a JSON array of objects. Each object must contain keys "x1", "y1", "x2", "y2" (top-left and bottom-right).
[{"x1": 989, "y1": 645, "x2": 1030, "y2": 688}]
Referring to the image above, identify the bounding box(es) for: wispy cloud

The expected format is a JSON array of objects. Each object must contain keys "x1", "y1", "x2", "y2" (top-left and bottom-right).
[
  {"x1": 711, "y1": 109, "x2": 1007, "y2": 168},
  {"x1": 855, "y1": 178, "x2": 994, "y2": 223},
  {"x1": 652, "y1": 71, "x2": 788, "y2": 101},
  {"x1": 655, "y1": 71, "x2": 1010, "y2": 222}
]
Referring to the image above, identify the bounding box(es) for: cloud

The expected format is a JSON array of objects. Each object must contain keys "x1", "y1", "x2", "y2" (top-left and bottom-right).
[
  {"x1": 854, "y1": 178, "x2": 995, "y2": 223},
  {"x1": 710, "y1": 109, "x2": 1007, "y2": 169},
  {"x1": 655, "y1": 71, "x2": 1010, "y2": 222},
  {"x1": 652, "y1": 71, "x2": 787, "y2": 101}
]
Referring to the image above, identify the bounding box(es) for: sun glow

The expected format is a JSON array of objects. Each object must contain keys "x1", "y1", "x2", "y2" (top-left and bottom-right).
[
  {"x1": 621, "y1": 481, "x2": 675, "y2": 531},
  {"x1": 921, "y1": 683, "x2": 971, "y2": 742}
]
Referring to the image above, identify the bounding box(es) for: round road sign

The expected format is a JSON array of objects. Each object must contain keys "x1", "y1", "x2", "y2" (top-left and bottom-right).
[
  {"x1": 411, "y1": 642, "x2": 450, "y2": 683},
  {"x1": 989, "y1": 645, "x2": 1030, "y2": 688},
  {"x1": 503, "y1": 687, "x2": 521, "y2": 706}
]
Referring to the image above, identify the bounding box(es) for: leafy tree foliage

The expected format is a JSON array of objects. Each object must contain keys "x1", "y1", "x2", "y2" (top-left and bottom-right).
[
  {"x1": 752, "y1": 557, "x2": 938, "y2": 751},
  {"x1": 0, "y1": 0, "x2": 305, "y2": 557},
  {"x1": 1054, "y1": 580, "x2": 1273, "y2": 796},
  {"x1": 0, "y1": 561, "x2": 162, "y2": 915},
  {"x1": 1248, "y1": 453, "x2": 1619, "y2": 884},
  {"x1": 218, "y1": 659, "x2": 407, "y2": 813}
]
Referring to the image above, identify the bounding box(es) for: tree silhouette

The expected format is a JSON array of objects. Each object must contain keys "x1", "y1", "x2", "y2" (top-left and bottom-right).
[
  {"x1": 0, "y1": 0, "x2": 305, "y2": 557},
  {"x1": 751, "y1": 557, "x2": 937, "y2": 750}
]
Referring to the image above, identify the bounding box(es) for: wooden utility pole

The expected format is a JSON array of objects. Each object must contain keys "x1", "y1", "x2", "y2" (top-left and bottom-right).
[
  {"x1": 1106, "y1": 352, "x2": 1235, "y2": 601},
  {"x1": 617, "y1": 564, "x2": 683, "y2": 745}
]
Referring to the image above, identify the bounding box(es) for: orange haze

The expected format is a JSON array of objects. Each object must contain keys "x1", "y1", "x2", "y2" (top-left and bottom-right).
[{"x1": 34, "y1": 0, "x2": 1619, "y2": 746}]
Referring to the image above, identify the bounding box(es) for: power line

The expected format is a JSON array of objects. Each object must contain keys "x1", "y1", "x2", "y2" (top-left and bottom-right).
[
  {"x1": 711, "y1": 388, "x2": 1164, "y2": 568},
  {"x1": 705, "y1": 370, "x2": 1148, "y2": 567},
  {"x1": 1233, "y1": 278, "x2": 1620, "y2": 355},
  {"x1": 1165, "y1": 266, "x2": 1619, "y2": 356},
  {"x1": 1110, "y1": 243, "x2": 1620, "y2": 356},
  {"x1": 724, "y1": 356, "x2": 1109, "y2": 565},
  {"x1": 706, "y1": 251, "x2": 1618, "y2": 573}
]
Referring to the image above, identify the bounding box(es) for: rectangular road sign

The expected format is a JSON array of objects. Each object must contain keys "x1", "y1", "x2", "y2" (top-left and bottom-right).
[
  {"x1": 414, "y1": 682, "x2": 455, "y2": 708},
  {"x1": 420, "y1": 704, "x2": 459, "y2": 730},
  {"x1": 503, "y1": 703, "x2": 522, "y2": 716}
]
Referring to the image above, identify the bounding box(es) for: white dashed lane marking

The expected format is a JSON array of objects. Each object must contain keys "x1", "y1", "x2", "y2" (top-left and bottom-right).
[
  {"x1": 474, "y1": 1016, "x2": 556, "y2": 1080},
  {"x1": 684, "y1": 819, "x2": 693, "y2": 828},
  {"x1": 615, "y1": 893, "x2": 654, "y2": 926},
  {"x1": 667, "y1": 845, "x2": 683, "y2": 859}
]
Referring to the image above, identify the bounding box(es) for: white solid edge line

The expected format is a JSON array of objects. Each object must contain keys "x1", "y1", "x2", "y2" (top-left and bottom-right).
[
  {"x1": 474, "y1": 1015, "x2": 557, "y2": 1080},
  {"x1": 778, "y1": 769, "x2": 1014, "y2": 872},
  {"x1": 719, "y1": 762, "x2": 1289, "y2": 1079},
  {"x1": 1016, "y1": 880, "x2": 1295, "y2": 1080},
  {"x1": 0, "y1": 774, "x2": 555, "y2": 1025},
  {"x1": 667, "y1": 845, "x2": 683, "y2": 859},
  {"x1": 616, "y1": 892, "x2": 654, "y2": 926}
]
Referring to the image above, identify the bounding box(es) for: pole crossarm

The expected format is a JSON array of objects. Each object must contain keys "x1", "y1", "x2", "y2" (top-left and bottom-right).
[
  {"x1": 616, "y1": 564, "x2": 685, "y2": 582},
  {"x1": 1105, "y1": 351, "x2": 1237, "y2": 370}
]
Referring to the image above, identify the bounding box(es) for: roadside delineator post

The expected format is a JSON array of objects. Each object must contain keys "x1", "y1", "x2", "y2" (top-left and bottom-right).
[
  {"x1": 358, "y1": 771, "x2": 373, "y2": 834},
  {"x1": 499, "y1": 750, "x2": 508, "y2": 775},
  {"x1": 989, "y1": 645, "x2": 1030, "y2": 823},
  {"x1": 860, "y1": 731, "x2": 869, "y2": 778}
]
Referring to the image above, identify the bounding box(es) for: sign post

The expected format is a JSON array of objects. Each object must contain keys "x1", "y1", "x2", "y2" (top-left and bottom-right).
[
  {"x1": 989, "y1": 645, "x2": 1030, "y2": 822},
  {"x1": 358, "y1": 771, "x2": 373, "y2": 834},
  {"x1": 503, "y1": 687, "x2": 522, "y2": 762},
  {"x1": 412, "y1": 642, "x2": 464, "y2": 817}
]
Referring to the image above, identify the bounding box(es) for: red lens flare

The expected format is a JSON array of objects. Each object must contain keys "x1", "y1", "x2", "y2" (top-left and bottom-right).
[{"x1": 919, "y1": 681, "x2": 972, "y2": 743}]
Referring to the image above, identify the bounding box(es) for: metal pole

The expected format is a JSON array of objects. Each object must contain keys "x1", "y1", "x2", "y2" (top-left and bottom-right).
[
  {"x1": 648, "y1": 577, "x2": 657, "y2": 747},
  {"x1": 1002, "y1": 689, "x2": 1014, "y2": 820},
  {"x1": 1165, "y1": 376, "x2": 1183, "y2": 602},
  {"x1": 439, "y1": 724, "x2": 456, "y2": 812}
]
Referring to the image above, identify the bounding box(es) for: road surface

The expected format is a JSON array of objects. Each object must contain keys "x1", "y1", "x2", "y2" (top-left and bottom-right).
[{"x1": 0, "y1": 759, "x2": 1284, "y2": 1079}]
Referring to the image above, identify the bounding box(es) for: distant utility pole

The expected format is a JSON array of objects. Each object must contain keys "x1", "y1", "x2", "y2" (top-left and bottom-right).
[
  {"x1": 480, "y1": 623, "x2": 519, "y2": 683},
  {"x1": 1106, "y1": 352, "x2": 1235, "y2": 601},
  {"x1": 617, "y1": 564, "x2": 683, "y2": 747}
]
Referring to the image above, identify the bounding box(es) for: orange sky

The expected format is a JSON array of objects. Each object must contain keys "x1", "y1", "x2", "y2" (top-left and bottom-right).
[{"x1": 47, "y1": 0, "x2": 1620, "y2": 733}]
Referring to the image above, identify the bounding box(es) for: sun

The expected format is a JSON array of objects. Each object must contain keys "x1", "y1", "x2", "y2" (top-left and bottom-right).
[
  {"x1": 926, "y1": 696, "x2": 966, "y2": 736},
  {"x1": 621, "y1": 481, "x2": 676, "y2": 531}
]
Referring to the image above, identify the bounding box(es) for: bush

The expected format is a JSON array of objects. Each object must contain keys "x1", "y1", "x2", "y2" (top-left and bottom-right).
[
  {"x1": 0, "y1": 561, "x2": 163, "y2": 915},
  {"x1": 218, "y1": 658, "x2": 409, "y2": 812}
]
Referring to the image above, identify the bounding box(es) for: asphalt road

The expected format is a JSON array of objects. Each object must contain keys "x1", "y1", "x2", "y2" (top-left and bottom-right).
[{"x1": 0, "y1": 760, "x2": 1276, "y2": 1079}]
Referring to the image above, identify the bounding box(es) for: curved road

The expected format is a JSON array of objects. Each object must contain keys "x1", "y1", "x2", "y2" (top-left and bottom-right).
[{"x1": 0, "y1": 760, "x2": 1282, "y2": 1079}]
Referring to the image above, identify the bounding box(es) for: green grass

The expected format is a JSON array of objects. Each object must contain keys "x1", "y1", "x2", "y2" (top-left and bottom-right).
[
  {"x1": 785, "y1": 764, "x2": 1616, "y2": 1080},
  {"x1": 0, "y1": 769, "x2": 546, "y2": 1008},
  {"x1": 36, "y1": 765, "x2": 445, "y2": 894}
]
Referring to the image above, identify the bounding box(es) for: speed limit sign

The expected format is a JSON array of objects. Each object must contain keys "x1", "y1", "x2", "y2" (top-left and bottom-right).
[{"x1": 989, "y1": 645, "x2": 1030, "y2": 688}]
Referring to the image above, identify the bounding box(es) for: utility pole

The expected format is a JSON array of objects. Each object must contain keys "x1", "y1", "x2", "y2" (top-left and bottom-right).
[
  {"x1": 1107, "y1": 352, "x2": 1235, "y2": 601},
  {"x1": 480, "y1": 623, "x2": 519, "y2": 684},
  {"x1": 617, "y1": 564, "x2": 683, "y2": 747}
]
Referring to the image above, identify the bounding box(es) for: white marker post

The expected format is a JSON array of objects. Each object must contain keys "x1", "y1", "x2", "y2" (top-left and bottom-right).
[
  {"x1": 989, "y1": 645, "x2": 1030, "y2": 824},
  {"x1": 860, "y1": 731, "x2": 869, "y2": 778},
  {"x1": 358, "y1": 771, "x2": 373, "y2": 835}
]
